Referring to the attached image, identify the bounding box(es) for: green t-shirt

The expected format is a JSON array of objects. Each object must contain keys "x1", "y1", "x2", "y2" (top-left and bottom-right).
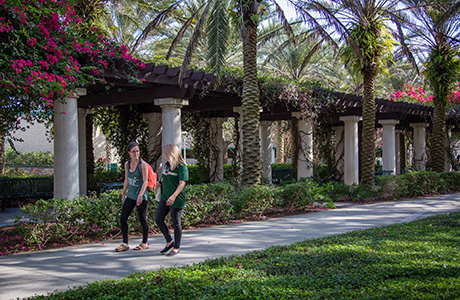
[
  {"x1": 126, "y1": 161, "x2": 149, "y2": 201},
  {"x1": 161, "y1": 162, "x2": 188, "y2": 208}
]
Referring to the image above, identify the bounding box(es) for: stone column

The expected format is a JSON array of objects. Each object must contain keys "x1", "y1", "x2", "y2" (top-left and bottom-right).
[
  {"x1": 154, "y1": 98, "x2": 188, "y2": 166},
  {"x1": 292, "y1": 112, "x2": 313, "y2": 180},
  {"x1": 260, "y1": 120, "x2": 273, "y2": 184},
  {"x1": 395, "y1": 130, "x2": 401, "y2": 175},
  {"x1": 339, "y1": 116, "x2": 362, "y2": 185},
  {"x1": 54, "y1": 88, "x2": 86, "y2": 200},
  {"x1": 209, "y1": 117, "x2": 227, "y2": 183},
  {"x1": 143, "y1": 112, "x2": 162, "y2": 174},
  {"x1": 78, "y1": 108, "x2": 91, "y2": 195},
  {"x1": 378, "y1": 120, "x2": 399, "y2": 174},
  {"x1": 333, "y1": 125, "x2": 344, "y2": 181},
  {"x1": 410, "y1": 123, "x2": 427, "y2": 171}
]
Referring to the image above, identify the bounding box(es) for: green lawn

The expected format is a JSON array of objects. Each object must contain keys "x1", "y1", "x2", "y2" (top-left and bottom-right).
[{"x1": 30, "y1": 212, "x2": 460, "y2": 300}]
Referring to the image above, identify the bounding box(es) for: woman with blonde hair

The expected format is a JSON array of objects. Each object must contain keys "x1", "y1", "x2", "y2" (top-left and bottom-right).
[{"x1": 155, "y1": 144, "x2": 189, "y2": 256}]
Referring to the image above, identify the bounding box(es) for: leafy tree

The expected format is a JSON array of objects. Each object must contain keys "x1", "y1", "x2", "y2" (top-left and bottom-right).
[
  {"x1": 293, "y1": 0, "x2": 400, "y2": 186},
  {"x1": 0, "y1": 0, "x2": 143, "y2": 173},
  {"x1": 133, "y1": 0, "x2": 297, "y2": 186},
  {"x1": 399, "y1": 0, "x2": 460, "y2": 172}
]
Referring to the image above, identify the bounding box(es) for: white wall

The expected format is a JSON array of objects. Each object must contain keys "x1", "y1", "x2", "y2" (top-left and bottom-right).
[{"x1": 6, "y1": 122, "x2": 53, "y2": 153}]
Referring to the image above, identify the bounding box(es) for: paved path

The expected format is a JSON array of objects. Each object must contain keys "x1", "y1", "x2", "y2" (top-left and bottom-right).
[{"x1": 1, "y1": 193, "x2": 460, "y2": 300}]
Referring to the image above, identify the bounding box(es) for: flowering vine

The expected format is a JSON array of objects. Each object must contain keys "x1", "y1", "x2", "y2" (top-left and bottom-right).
[{"x1": 391, "y1": 83, "x2": 460, "y2": 106}]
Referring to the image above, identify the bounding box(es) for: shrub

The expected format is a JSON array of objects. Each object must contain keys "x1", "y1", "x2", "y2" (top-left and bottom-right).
[
  {"x1": 187, "y1": 164, "x2": 207, "y2": 185},
  {"x1": 231, "y1": 185, "x2": 277, "y2": 216},
  {"x1": 277, "y1": 179, "x2": 328, "y2": 208},
  {"x1": 5, "y1": 149, "x2": 53, "y2": 167},
  {"x1": 378, "y1": 171, "x2": 456, "y2": 199},
  {"x1": 183, "y1": 183, "x2": 235, "y2": 227}
]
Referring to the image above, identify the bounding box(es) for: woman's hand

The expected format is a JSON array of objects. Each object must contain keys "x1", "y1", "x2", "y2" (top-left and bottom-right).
[
  {"x1": 136, "y1": 195, "x2": 142, "y2": 206},
  {"x1": 156, "y1": 181, "x2": 162, "y2": 188},
  {"x1": 166, "y1": 195, "x2": 176, "y2": 206}
]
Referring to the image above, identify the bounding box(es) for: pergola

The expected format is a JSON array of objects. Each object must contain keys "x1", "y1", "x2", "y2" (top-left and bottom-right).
[{"x1": 52, "y1": 62, "x2": 459, "y2": 199}]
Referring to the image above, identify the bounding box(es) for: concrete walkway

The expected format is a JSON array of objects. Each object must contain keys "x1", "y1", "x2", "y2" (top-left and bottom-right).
[{"x1": 1, "y1": 193, "x2": 460, "y2": 300}]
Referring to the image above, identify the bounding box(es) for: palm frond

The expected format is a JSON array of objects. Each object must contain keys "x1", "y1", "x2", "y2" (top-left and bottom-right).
[
  {"x1": 166, "y1": 2, "x2": 208, "y2": 59},
  {"x1": 132, "y1": 0, "x2": 184, "y2": 51},
  {"x1": 179, "y1": 0, "x2": 213, "y2": 86}
]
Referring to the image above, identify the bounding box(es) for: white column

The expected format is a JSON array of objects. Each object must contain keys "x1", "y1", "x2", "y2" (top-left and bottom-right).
[
  {"x1": 143, "y1": 112, "x2": 162, "y2": 174},
  {"x1": 292, "y1": 112, "x2": 313, "y2": 180},
  {"x1": 78, "y1": 108, "x2": 91, "y2": 195},
  {"x1": 410, "y1": 123, "x2": 427, "y2": 171},
  {"x1": 340, "y1": 116, "x2": 362, "y2": 185},
  {"x1": 395, "y1": 130, "x2": 401, "y2": 175},
  {"x1": 333, "y1": 125, "x2": 344, "y2": 181},
  {"x1": 209, "y1": 117, "x2": 227, "y2": 183},
  {"x1": 54, "y1": 88, "x2": 86, "y2": 200},
  {"x1": 154, "y1": 98, "x2": 188, "y2": 166},
  {"x1": 378, "y1": 120, "x2": 399, "y2": 174},
  {"x1": 260, "y1": 120, "x2": 273, "y2": 184}
]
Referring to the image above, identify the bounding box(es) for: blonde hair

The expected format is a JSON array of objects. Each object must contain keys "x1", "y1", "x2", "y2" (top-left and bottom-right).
[{"x1": 163, "y1": 144, "x2": 186, "y2": 170}]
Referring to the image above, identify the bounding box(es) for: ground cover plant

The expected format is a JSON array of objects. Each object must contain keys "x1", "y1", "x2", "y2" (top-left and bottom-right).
[{"x1": 25, "y1": 211, "x2": 460, "y2": 300}]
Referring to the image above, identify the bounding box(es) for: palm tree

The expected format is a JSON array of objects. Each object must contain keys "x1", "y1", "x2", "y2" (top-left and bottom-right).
[
  {"x1": 291, "y1": 0, "x2": 400, "y2": 186},
  {"x1": 398, "y1": 0, "x2": 460, "y2": 172},
  {"x1": 133, "y1": 0, "x2": 296, "y2": 185}
]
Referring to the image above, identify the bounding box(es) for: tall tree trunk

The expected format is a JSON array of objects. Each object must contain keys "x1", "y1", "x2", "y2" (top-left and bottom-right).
[
  {"x1": 0, "y1": 131, "x2": 5, "y2": 175},
  {"x1": 431, "y1": 103, "x2": 446, "y2": 172},
  {"x1": 400, "y1": 132, "x2": 406, "y2": 173},
  {"x1": 241, "y1": 22, "x2": 261, "y2": 185},
  {"x1": 361, "y1": 66, "x2": 377, "y2": 187},
  {"x1": 86, "y1": 113, "x2": 95, "y2": 178},
  {"x1": 275, "y1": 121, "x2": 285, "y2": 164}
]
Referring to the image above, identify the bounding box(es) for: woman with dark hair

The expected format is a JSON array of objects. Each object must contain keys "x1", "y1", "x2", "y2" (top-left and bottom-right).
[
  {"x1": 155, "y1": 144, "x2": 189, "y2": 256},
  {"x1": 115, "y1": 142, "x2": 150, "y2": 252}
]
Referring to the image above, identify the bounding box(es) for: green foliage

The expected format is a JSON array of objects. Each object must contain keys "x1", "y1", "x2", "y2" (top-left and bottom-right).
[
  {"x1": 15, "y1": 193, "x2": 122, "y2": 248},
  {"x1": 183, "y1": 183, "x2": 235, "y2": 227},
  {"x1": 11, "y1": 171, "x2": 460, "y2": 252},
  {"x1": 5, "y1": 149, "x2": 53, "y2": 167},
  {"x1": 425, "y1": 44, "x2": 460, "y2": 107},
  {"x1": 187, "y1": 164, "x2": 208, "y2": 185},
  {"x1": 277, "y1": 179, "x2": 328, "y2": 208},
  {"x1": 93, "y1": 106, "x2": 148, "y2": 162},
  {"x1": 27, "y1": 211, "x2": 460, "y2": 299},
  {"x1": 271, "y1": 163, "x2": 292, "y2": 169},
  {"x1": 378, "y1": 171, "x2": 460, "y2": 199},
  {"x1": 231, "y1": 185, "x2": 276, "y2": 215}
]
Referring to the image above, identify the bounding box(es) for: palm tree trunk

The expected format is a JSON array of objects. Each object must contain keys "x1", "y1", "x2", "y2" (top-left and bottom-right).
[
  {"x1": 361, "y1": 66, "x2": 377, "y2": 187},
  {"x1": 241, "y1": 22, "x2": 261, "y2": 185},
  {"x1": 431, "y1": 103, "x2": 446, "y2": 172},
  {"x1": 0, "y1": 131, "x2": 5, "y2": 175}
]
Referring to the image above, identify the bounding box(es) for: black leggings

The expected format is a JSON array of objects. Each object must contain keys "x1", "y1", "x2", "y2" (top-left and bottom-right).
[
  {"x1": 120, "y1": 198, "x2": 149, "y2": 244},
  {"x1": 155, "y1": 199, "x2": 183, "y2": 248}
]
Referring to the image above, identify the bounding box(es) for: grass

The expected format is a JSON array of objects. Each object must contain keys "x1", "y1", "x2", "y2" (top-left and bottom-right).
[{"x1": 27, "y1": 211, "x2": 460, "y2": 300}]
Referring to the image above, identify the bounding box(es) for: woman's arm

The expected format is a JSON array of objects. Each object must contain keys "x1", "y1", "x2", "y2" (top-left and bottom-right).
[
  {"x1": 137, "y1": 160, "x2": 149, "y2": 205},
  {"x1": 121, "y1": 161, "x2": 129, "y2": 202},
  {"x1": 166, "y1": 180, "x2": 186, "y2": 206}
]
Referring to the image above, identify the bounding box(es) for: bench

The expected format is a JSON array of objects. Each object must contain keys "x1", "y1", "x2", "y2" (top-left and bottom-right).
[
  {"x1": 0, "y1": 177, "x2": 53, "y2": 211},
  {"x1": 100, "y1": 182, "x2": 124, "y2": 194},
  {"x1": 272, "y1": 168, "x2": 294, "y2": 184}
]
